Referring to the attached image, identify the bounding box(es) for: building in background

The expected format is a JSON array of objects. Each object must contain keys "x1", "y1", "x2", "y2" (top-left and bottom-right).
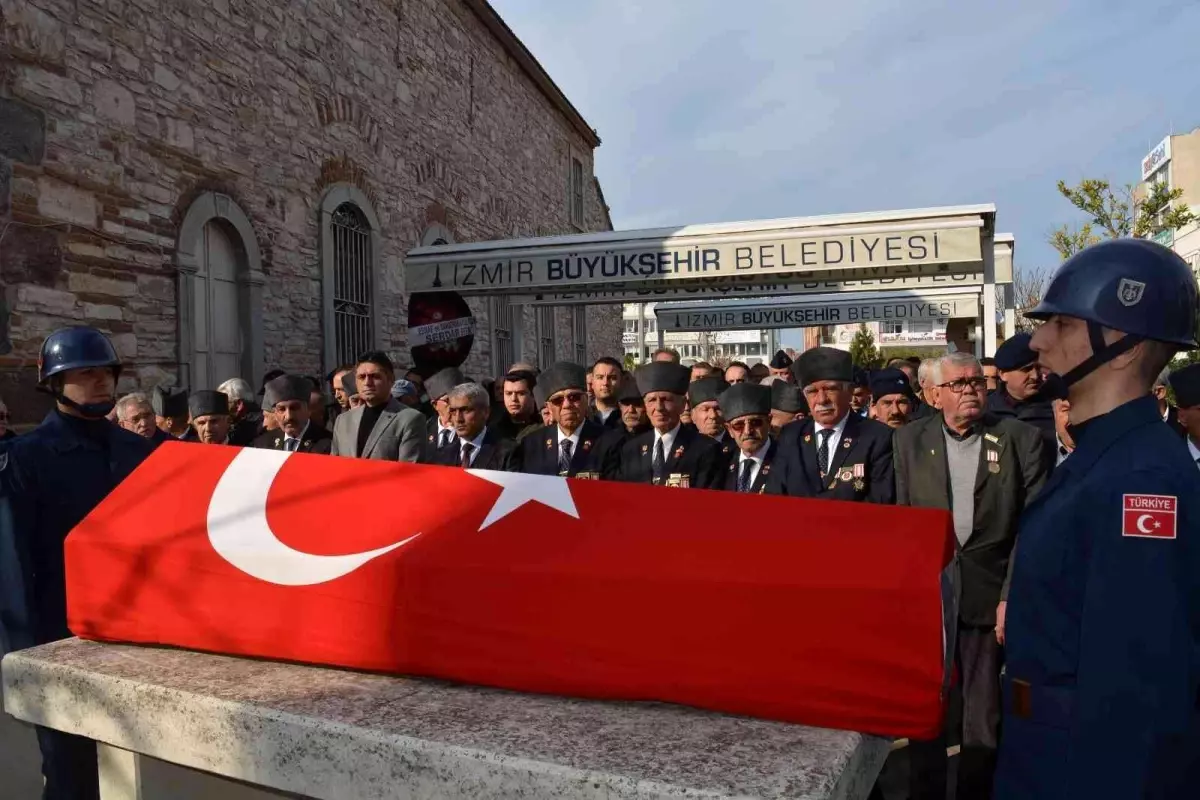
[
  {"x1": 1137, "y1": 128, "x2": 1200, "y2": 276},
  {"x1": 0, "y1": 0, "x2": 621, "y2": 423},
  {"x1": 622, "y1": 303, "x2": 778, "y2": 366},
  {"x1": 804, "y1": 319, "x2": 949, "y2": 353}
]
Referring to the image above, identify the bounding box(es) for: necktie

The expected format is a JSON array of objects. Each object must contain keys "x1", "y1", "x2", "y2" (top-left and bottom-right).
[
  {"x1": 817, "y1": 429, "x2": 834, "y2": 477},
  {"x1": 1058, "y1": 446, "x2": 1069, "y2": 459},
  {"x1": 652, "y1": 437, "x2": 665, "y2": 482},
  {"x1": 439, "y1": 429, "x2": 453, "y2": 448},
  {"x1": 285, "y1": 437, "x2": 298, "y2": 452},
  {"x1": 738, "y1": 459, "x2": 755, "y2": 492},
  {"x1": 559, "y1": 439, "x2": 574, "y2": 475},
  {"x1": 460, "y1": 442, "x2": 474, "y2": 468}
]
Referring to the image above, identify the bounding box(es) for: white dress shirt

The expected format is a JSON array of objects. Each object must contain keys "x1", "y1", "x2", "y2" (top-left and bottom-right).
[
  {"x1": 557, "y1": 426, "x2": 582, "y2": 451},
  {"x1": 436, "y1": 420, "x2": 455, "y2": 448},
  {"x1": 283, "y1": 423, "x2": 310, "y2": 452},
  {"x1": 653, "y1": 424, "x2": 682, "y2": 461},
  {"x1": 1055, "y1": 435, "x2": 1072, "y2": 467},
  {"x1": 737, "y1": 439, "x2": 772, "y2": 488},
  {"x1": 813, "y1": 412, "x2": 851, "y2": 458},
  {"x1": 457, "y1": 427, "x2": 488, "y2": 466}
]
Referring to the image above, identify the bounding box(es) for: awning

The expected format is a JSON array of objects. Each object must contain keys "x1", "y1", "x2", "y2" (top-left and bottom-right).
[
  {"x1": 654, "y1": 288, "x2": 982, "y2": 332},
  {"x1": 405, "y1": 205, "x2": 995, "y2": 295}
]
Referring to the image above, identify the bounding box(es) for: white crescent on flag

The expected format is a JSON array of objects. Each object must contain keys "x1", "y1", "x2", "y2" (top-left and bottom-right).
[{"x1": 206, "y1": 449, "x2": 420, "y2": 586}]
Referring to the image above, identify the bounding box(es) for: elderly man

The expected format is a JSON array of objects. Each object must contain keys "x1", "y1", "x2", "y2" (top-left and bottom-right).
[
  {"x1": 115, "y1": 392, "x2": 169, "y2": 443},
  {"x1": 330, "y1": 351, "x2": 424, "y2": 461},
  {"x1": 894, "y1": 351, "x2": 1049, "y2": 800},
  {"x1": 767, "y1": 350, "x2": 794, "y2": 383},
  {"x1": 616, "y1": 362, "x2": 724, "y2": 488},
  {"x1": 723, "y1": 361, "x2": 751, "y2": 384},
  {"x1": 768, "y1": 380, "x2": 806, "y2": 436},
  {"x1": 422, "y1": 367, "x2": 465, "y2": 458},
  {"x1": 1153, "y1": 366, "x2": 1186, "y2": 437},
  {"x1": 688, "y1": 375, "x2": 729, "y2": 441},
  {"x1": 590, "y1": 357, "x2": 624, "y2": 430},
  {"x1": 515, "y1": 362, "x2": 608, "y2": 478},
  {"x1": 870, "y1": 368, "x2": 915, "y2": 429},
  {"x1": 253, "y1": 375, "x2": 332, "y2": 454},
  {"x1": 1051, "y1": 398, "x2": 1075, "y2": 467},
  {"x1": 766, "y1": 347, "x2": 894, "y2": 502},
  {"x1": 217, "y1": 377, "x2": 264, "y2": 446},
  {"x1": 188, "y1": 390, "x2": 232, "y2": 445},
  {"x1": 719, "y1": 383, "x2": 776, "y2": 494},
  {"x1": 986, "y1": 332, "x2": 1054, "y2": 447},
  {"x1": 593, "y1": 376, "x2": 650, "y2": 479},
  {"x1": 1169, "y1": 363, "x2": 1200, "y2": 469},
  {"x1": 434, "y1": 382, "x2": 514, "y2": 470},
  {"x1": 152, "y1": 385, "x2": 193, "y2": 440},
  {"x1": 340, "y1": 371, "x2": 361, "y2": 410}
]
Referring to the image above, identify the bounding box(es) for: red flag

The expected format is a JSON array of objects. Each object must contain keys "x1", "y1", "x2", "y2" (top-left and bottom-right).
[{"x1": 66, "y1": 443, "x2": 953, "y2": 738}]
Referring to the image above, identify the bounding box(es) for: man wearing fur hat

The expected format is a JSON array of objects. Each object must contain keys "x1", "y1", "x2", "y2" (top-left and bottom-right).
[
  {"x1": 719, "y1": 383, "x2": 777, "y2": 494},
  {"x1": 514, "y1": 362, "x2": 609, "y2": 478},
  {"x1": 253, "y1": 375, "x2": 332, "y2": 454}
]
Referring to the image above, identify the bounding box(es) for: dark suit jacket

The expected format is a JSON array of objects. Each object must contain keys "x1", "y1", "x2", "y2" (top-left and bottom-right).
[
  {"x1": 423, "y1": 415, "x2": 457, "y2": 463},
  {"x1": 250, "y1": 424, "x2": 333, "y2": 455},
  {"x1": 721, "y1": 439, "x2": 778, "y2": 494},
  {"x1": 591, "y1": 408, "x2": 622, "y2": 432},
  {"x1": 515, "y1": 420, "x2": 611, "y2": 478},
  {"x1": 433, "y1": 427, "x2": 516, "y2": 471},
  {"x1": 894, "y1": 413, "x2": 1050, "y2": 627},
  {"x1": 592, "y1": 423, "x2": 648, "y2": 480},
  {"x1": 986, "y1": 389, "x2": 1056, "y2": 450},
  {"x1": 766, "y1": 413, "x2": 895, "y2": 503},
  {"x1": 615, "y1": 424, "x2": 725, "y2": 489},
  {"x1": 1166, "y1": 405, "x2": 1187, "y2": 438}
]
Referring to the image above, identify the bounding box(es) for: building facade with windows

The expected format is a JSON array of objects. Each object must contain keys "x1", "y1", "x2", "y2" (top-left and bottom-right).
[
  {"x1": 621, "y1": 303, "x2": 777, "y2": 366},
  {"x1": 0, "y1": 0, "x2": 620, "y2": 421},
  {"x1": 1136, "y1": 128, "x2": 1200, "y2": 279},
  {"x1": 810, "y1": 318, "x2": 951, "y2": 353}
]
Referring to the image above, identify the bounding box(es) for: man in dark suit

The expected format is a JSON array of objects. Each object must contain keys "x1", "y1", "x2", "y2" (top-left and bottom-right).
[
  {"x1": 986, "y1": 333, "x2": 1055, "y2": 448},
  {"x1": 152, "y1": 385, "x2": 194, "y2": 441},
  {"x1": 766, "y1": 347, "x2": 894, "y2": 503},
  {"x1": 421, "y1": 367, "x2": 464, "y2": 462},
  {"x1": 589, "y1": 356, "x2": 624, "y2": 431},
  {"x1": 718, "y1": 383, "x2": 777, "y2": 493},
  {"x1": 252, "y1": 374, "x2": 333, "y2": 454},
  {"x1": 688, "y1": 376, "x2": 735, "y2": 463},
  {"x1": 768, "y1": 380, "x2": 806, "y2": 436},
  {"x1": 893, "y1": 351, "x2": 1050, "y2": 800},
  {"x1": 593, "y1": 376, "x2": 649, "y2": 480},
  {"x1": 514, "y1": 362, "x2": 610, "y2": 478},
  {"x1": 616, "y1": 361, "x2": 725, "y2": 489},
  {"x1": 434, "y1": 381, "x2": 515, "y2": 471}
]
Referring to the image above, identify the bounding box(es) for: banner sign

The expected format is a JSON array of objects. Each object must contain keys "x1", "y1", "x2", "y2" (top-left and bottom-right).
[
  {"x1": 657, "y1": 293, "x2": 980, "y2": 332},
  {"x1": 406, "y1": 222, "x2": 984, "y2": 294},
  {"x1": 67, "y1": 445, "x2": 953, "y2": 738},
  {"x1": 407, "y1": 291, "x2": 475, "y2": 370},
  {"x1": 511, "y1": 265, "x2": 985, "y2": 305}
]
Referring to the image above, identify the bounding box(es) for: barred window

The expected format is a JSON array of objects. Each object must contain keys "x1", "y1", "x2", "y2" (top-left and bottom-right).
[
  {"x1": 331, "y1": 203, "x2": 373, "y2": 366},
  {"x1": 490, "y1": 296, "x2": 514, "y2": 376},
  {"x1": 573, "y1": 307, "x2": 587, "y2": 363},
  {"x1": 536, "y1": 306, "x2": 555, "y2": 368}
]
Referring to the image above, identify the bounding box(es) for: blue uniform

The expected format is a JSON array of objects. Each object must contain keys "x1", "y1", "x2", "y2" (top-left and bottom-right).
[
  {"x1": 995, "y1": 396, "x2": 1200, "y2": 798},
  {"x1": 0, "y1": 409, "x2": 151, "y2": 800}
]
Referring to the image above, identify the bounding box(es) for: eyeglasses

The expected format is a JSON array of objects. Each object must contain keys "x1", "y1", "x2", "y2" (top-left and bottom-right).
[
  {"x1": 938, "y1": 377, "x2": 989, "y2": 394},
  {"x1": 549, "y1": 391, "x2": 585, "y2": 407},
  {"x1": 729, "y1": 417, "x2": 767, "y2": 432}
]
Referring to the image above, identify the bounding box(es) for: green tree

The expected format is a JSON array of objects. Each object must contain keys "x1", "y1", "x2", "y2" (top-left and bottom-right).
[
  {"x1": 1050, "y1": 178, "x2": 1196, "y2": 259},
  {"x1": 848, "y1": 324, "x2": 882, "y2": 369},
  {"x1": 622, "y1": 352, "x2": 638, "y2": 372}
]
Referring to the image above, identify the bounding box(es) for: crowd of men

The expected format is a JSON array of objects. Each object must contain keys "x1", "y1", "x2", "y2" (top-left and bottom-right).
[{"x1": 3, "y1": 238, "x2": 1200, "y2": 799}]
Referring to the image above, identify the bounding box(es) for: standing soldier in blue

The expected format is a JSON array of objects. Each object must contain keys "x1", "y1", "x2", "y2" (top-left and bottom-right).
[
  {"x1": 0, "y1": 326, "x2": 152, "y2": 800},
  {"x1": 995, "y1": 239, "x2": 1200, "y2": 799}
]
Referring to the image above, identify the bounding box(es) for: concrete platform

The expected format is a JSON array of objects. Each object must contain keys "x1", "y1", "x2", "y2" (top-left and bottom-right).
[{"x1": 3, "y1": 638, "x2": 889, "y2": 800}]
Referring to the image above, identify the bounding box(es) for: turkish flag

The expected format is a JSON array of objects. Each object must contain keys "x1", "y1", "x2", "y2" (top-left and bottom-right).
[
  {"x1": 1122, "y1": 493, "x2": 1178, "y2": 539},
  {"x1": 65, "y1": 443, "x2": 954, "y2": 738}
]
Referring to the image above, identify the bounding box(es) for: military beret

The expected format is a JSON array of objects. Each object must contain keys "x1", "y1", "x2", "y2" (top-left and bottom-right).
[
  {"x1": 1169, "y1": 363, "x2": 1200, "y2": 408},
  {"x1": 635, "y1": 362, "x2": 690, "y2": 396},
  {"x1": 794, "y1": 346, "x2": 854, "y2": 387},
  {"x1": 870, "y1": 368, "x2": 915, "y2": 402},
  {"x1": 616, "y1": 377, "x2": 643, "y2": 403},
  {"x1": 994, "y1": 333, "x2": 1037, "y2": 372},
  {"x1": 771, "y1": 381, "x2": 807, "y2": 414},
  {"x1": 390, "y1": 379, "x2": 418, "y2": 399},
  {"x1": 539, "y1": 361, "x2": 588, "y2": 398},
  {"x1": 152, "y1": 385, "x2": 189, "y2": 418},
  {"x1": 188, "y1": 390, "x2": 229, "y2": 419},
  {"x1": 263, "y1": 375, "x2": 312, "y2": 408},
  {"x1": 769, "y1": 349, "x2": 793, "y2": 370},
  {"x1": 425, "y1": 367, "x2": 466, "y2": 403},
  {"x1": 719, "y1": 383, "x2": 770, "y2": 420},
  {"x1": 340, "y1": 371, "x2": 358, "y2": 397},
  {"x1": 688, "y1": 376, "x2": 728, "y2": 406}
]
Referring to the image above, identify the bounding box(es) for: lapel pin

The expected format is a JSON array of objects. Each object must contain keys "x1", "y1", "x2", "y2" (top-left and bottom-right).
[{"x1": 674, "y1": 446, "x2": 685, "y2": 459}]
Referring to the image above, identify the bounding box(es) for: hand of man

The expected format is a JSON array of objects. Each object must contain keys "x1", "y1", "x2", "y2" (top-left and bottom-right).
[{"x1": 995, "y1": 601, "x2": 1007, "y2": 645}]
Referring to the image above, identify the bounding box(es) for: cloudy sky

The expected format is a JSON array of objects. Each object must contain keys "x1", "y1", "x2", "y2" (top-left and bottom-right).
[{"x1": 492, "y1": 0, "x2": 1199, "y2": 275}]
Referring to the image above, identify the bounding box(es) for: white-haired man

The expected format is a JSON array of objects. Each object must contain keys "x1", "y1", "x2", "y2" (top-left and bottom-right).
[
  {"x1": 217, "y1": 377, "x2": 263, "y2": 446},
  {"x1": 115, "y1": 392, "x2": 170, "y2": 444},
  {"x1": 434, "y1": 382, "x2": 514, "y2": 470},
  {"x1": 893, "y1": 351, "x2": 1050, "y2": 800}
]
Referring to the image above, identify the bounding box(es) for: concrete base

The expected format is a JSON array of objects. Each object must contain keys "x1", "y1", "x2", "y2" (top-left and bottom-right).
[{"x1": 3, "y1": 639, "x2": 889, "y2": 800}]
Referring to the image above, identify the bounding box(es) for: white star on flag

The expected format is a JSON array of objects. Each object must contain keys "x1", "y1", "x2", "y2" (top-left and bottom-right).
[{"x1": 466, "y1": 469, "x2": 580, "y2": 530}]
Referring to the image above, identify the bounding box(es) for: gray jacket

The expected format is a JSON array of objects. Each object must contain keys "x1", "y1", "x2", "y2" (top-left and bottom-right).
[{"x1": 330, "y1": 399, "x2": 425, "y2": 462}]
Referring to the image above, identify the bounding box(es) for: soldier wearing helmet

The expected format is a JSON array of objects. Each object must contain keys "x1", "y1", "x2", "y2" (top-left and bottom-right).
[
  {"x1": 0, "y1": 326, "x2": 152, "y2": 799},
  {"x1": 994, "y1": 239, "x2": 1200, "y2": 799}
]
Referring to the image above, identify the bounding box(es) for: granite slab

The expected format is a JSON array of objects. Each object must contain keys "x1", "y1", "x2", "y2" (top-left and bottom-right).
[{"x1": 2, "y1": 638, "x2": 888, "y2": 800}]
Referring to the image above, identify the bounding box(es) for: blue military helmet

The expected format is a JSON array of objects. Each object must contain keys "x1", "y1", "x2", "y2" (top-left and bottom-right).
[
  {"x1": 37, "y1": 326, "x2": 122, "y2": 385},
  {"x1": 1027, "y1": 238, "x2": 1198, "y2": 347}
]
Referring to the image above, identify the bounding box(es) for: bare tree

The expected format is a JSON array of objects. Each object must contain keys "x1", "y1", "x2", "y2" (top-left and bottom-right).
[{"x1": 1013, "y1": 266, "x2": 1050, "y2": 333}]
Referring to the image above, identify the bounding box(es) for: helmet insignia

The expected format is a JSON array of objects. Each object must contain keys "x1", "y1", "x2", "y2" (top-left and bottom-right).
[{"x1": 1117, "y1": 278, "x2": 1147, "y2": 307}]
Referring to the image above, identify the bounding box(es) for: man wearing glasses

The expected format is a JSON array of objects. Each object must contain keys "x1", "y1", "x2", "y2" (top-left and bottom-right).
[
  {"x1": 893, "y1": 351, "x2": 1049, "y2": 800},
  {"x1": 514, "y1": 362, "x2": 608, "y2": 478},
  {"x1": 718, "y1": 383, "x2": 775, "y2": 494}
]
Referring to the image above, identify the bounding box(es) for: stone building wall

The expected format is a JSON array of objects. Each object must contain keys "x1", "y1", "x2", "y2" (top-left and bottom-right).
[{"x1": 0, "y1": 0, "x2": 620, "y2": 424}]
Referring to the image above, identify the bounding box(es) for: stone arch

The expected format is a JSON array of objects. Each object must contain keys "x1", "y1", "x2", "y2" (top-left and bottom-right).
[
  {"x1": 175, "y1": 192, "x2": 265, "y2": 391},
  {"x1": 319, "y1": 183, "x2": 383, "y2": 374}
]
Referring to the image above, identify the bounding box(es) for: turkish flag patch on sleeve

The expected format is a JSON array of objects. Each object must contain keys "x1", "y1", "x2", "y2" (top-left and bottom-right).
[{"x1": 1122, "y1": 494, "x2": 1178, "y2": 539}]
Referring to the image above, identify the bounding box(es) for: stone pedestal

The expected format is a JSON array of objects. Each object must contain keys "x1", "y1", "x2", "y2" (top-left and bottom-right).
[{"x1": 3, "y1": 639, "x2": 888, "y2": 799}]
